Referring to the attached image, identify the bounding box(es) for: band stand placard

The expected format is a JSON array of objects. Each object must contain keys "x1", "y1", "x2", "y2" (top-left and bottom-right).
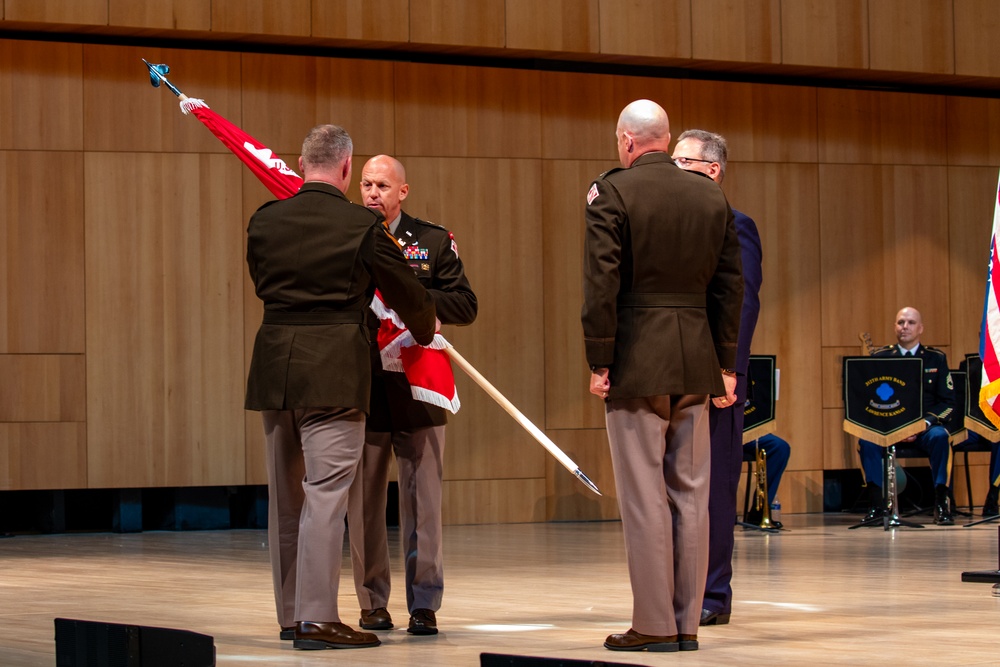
[
  {"x1": 964, "y1": 353, "x2": 1000, "y2": 442},
  {"x1": 743, "y1": 355, "x2": 777, "y2": 444},
  {"x1": 842, "y1": 356, "x2": 924, "y2": 447}
]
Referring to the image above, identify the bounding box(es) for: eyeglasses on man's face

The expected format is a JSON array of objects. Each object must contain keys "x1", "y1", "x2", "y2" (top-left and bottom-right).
[{"x1": 672, "y1": 156, "x2": 715, "y2": 168}]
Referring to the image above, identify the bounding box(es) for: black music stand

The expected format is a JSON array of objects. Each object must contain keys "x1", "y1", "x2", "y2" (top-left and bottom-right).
[
  {"x1": 843, "y1": 356, "x2": 925, "y2": 530},
  {"x1": 962, "y1": 354, "x2": 1000, "y2": 527},
  {"x1": 740, "y1": 356, "x2": 780, "y2": 533}
]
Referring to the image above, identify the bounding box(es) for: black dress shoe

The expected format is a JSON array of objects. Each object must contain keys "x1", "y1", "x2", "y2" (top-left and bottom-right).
[
  {"x1": 279, "y1": 626, "x2": 295, "y2": 640},
  {"x1": 604, "y1": 628, "x2": 679, "y2": 652},
  {"x1": 293, "y1": 621, "x2": 380, "y2": 649},
  {"x1": 407, "y1": 608, "x2": 438, "y2": 635},
  {"x1": 934, "y1": 485, "x2": 955, "y2": 525},
  {"x1": 700, "y1": 608, "x2": 730, "y2": 626},
  {"x1": 934, "y1": 501, "x2": 955, "y2": 525},
  {"x1": 359, "y1": 607, "x2": 393, "y2": 630}
]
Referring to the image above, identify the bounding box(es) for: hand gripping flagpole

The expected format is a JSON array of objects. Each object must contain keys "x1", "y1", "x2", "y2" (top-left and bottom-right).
[{"x1": 444, "y1": 346, "x2": 601, "y2": 496}]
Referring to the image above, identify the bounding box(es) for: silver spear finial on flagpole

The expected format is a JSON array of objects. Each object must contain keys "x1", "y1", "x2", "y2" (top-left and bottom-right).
[{"x1": 142, "y1": 59, "x2": 187, "y2": 100}]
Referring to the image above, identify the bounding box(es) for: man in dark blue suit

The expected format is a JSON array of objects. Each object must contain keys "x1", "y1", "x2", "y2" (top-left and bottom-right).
[{"x1": 672, "y1": 130, "x2": 763, "y2": 627}]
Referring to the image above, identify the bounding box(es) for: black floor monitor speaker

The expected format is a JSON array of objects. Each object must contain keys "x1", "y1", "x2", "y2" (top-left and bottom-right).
[
  {"x1": 55, "y1": 618, "x2": 215, "y2": 667},
  {"x1": 480, "y1": 653, "x2": 647, "y2": 667}
]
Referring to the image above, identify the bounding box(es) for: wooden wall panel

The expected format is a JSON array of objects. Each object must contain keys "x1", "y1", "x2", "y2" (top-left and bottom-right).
[
  {"x1": 821, "y1": 347, "x2": 860, "y2": 409},
  {"x1": 817, "y1": 89, "x2": 948, "y2": 166},
  {"x1": 946, "y1": 97, "x2": 1000, "y2": 167},
  {"x1": 868, "y1": 0, "x2": 954, "y2": 75},
  {"x1": 819, "y1": 164, "x2": 885, "y2": 347},
  {"x1": 85, "y1": 153, "x2": 246, "y2": 488},
  {"x1": 598, "y1": 0, "x2": 691, "y2": 59},
  {"x1": 779, "y1": 470, "x2": 825, "y2": 514},
  {"x1": 394, "y1": 63, "x2": 540, "y2": 158},
  {"x1": 725, "y1": 163, "x2": 822, "y2": 470},
  {"x1": 108, "y1": 0, "x2": 211, "y2": 31},
  {"x1": 442, "y1": 478, "x2": 546, "y2": 524},
  {"x1": 409, "y1": 0, "x2": 505, "y2": 48},
  {"x1": 681, "y1": 80, "x2": 817, "y2": 164},
  {"x1": 948, "y1": 167, "x2": 997, "y2": 359},
  {"x1": 505, "y1": 0, "x2": 599, "y2": 53},
  {"x1": 0, "y1": 423, "x2": 87, "y2": 490},
  {"x1": 210, "y1": 0, "x2": 310, "y2": 36},
  {"x1": 0, "y1": 355, "x2": 85, "y2": 422},
  {"x1": 818, "y1": 90, "x2": 948, "y2": 166},
  {"x1": 402, "y1": 157, "x2": 546, "y2": 481},
  {"x1": 780, "y1": 0, "x2": 869, "y2": 69},
  {"x1": 819, "y1": 165, "x2": 951, "y2": 348},
  {"x1": 84, "y1": 46, "x2": 242, "y2": 153},
  {"x1": 954, "y1": 452, "x2": 991, "y2": 511},
  {"x1": 4, "y1": 0, "x2": 106, "y2": 24},
  {"x1": 242, "y1": 54, "x2": 396, "y2": 159},
  {"x1": 539, "y1": 71, "x2": 683, "y2": 161},
  {"x1": 954, "y1": 0, "x2": 1000, "y2": 78},
  {"x1": 544, "y1": 429, "x2": 619, "y2": 521},
  {"x1": 311, "y1": 0, "x2": 409, "y2": 42},
  {"x1": 542, "y1": 160, "x2": 614, "y2": 431},
  {"x1": 0, "y1": 40, "x2": 82, "y2": 151},
  {"x1": 691, "y1": 0, "x2": 780, "y2": 64},
  {"x1": 0, "y1": 151, "x2": 85, "y2": 353},
  {"x1": 824, "y1": 408, "x2": 858, "y2": 470}
]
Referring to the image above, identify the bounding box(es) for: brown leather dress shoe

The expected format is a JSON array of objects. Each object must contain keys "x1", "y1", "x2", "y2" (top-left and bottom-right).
[
  {"x1": 293, "y1": 621, "x2": 380, "y2": 650},
  {"x1": 679, "y1": 633, "x2": 699, "y2": 651},
  {"x1": 604, "y1": 628, "x2": 679, "y2": 652},
  {"x1": 279, "y1": 626, "x2": 295, "y2": 640},
  {"x1": 360, "y1": 607, "x2": 393, "y2": 630},
  {"x1": 407, "y1": 608, "x2": 438, "y2": 635}
]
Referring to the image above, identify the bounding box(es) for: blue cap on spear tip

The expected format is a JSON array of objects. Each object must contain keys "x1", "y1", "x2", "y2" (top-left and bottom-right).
[{"x1": 142, "y1": 59, "x2": 186, "y2": 99}]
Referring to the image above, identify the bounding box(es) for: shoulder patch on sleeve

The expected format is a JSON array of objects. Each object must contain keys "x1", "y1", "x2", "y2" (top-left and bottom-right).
[{"x1": 587, "y1": 183, "x2": 600, "y2": 205}]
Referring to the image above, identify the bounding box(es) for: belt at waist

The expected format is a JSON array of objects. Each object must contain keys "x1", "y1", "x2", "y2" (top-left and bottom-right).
[
  {"x1": 263, "y1": 311, "x2": 366, "y2": 325},
  {"x1": 618, "y1": 293, "x2": 706, "y2": 308}
]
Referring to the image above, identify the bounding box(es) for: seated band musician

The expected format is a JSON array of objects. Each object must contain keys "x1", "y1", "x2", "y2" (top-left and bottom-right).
[{"x1": 858, "y1": 307, "x2": 955, "y2": 525}]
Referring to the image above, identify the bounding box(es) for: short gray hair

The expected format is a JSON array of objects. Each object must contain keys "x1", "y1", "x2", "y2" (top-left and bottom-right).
[
  {"x1": 301, "y1": 124, "x2": 353, "y2": 170},
  {"x1": 676, "y1": 129, "x2": 728, "y2": 181}
]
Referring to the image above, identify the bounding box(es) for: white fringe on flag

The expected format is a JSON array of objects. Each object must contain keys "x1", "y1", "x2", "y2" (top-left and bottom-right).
[
  {"x1": 411, "y1": 385, "x2": 461, "y2": 413},
  {"x1": 180, "y1": 98, "x2": 209, "y2": 115}
]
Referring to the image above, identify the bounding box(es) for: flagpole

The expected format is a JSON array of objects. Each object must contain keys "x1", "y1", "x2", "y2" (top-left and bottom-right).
[{"x1": 444, "y1": 346, "x2": 602, "y2": 496}]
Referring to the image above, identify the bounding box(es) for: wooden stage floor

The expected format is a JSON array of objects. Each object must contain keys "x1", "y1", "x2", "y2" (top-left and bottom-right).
[{"x1": 2, "y1": 513, "x2": 998, "y2": 666}]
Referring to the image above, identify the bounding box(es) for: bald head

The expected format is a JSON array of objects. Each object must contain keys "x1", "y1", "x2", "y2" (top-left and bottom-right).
[
  {"x1": 361, "y1": 154, "x2": 409, "y2": 223},
  {"x1": 616, "y1": 99, "x2": 672, "y2": 167},
  {"x1": 894, "y1": 306, "x2": 924, "y2": 348}
]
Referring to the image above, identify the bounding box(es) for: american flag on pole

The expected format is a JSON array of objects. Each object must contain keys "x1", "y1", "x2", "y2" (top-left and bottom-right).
[
  {"x1": 979, "y1": 170, "x2": 1000, "y2": 428},
  {"x1": 177, "y1": 97, "x2": 460, "y2": 413}
]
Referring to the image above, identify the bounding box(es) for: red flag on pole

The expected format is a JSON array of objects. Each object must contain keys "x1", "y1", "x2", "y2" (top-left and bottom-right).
[
  {"x1": 178, "y1": 97, "x2": 460, "y2": 413},
  {"x1": 180, "y1": 98, "x2": 302, "y2": 199},
  {"x1": 979, "y1": 170, "x2": 1000, "y2": 428}
]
